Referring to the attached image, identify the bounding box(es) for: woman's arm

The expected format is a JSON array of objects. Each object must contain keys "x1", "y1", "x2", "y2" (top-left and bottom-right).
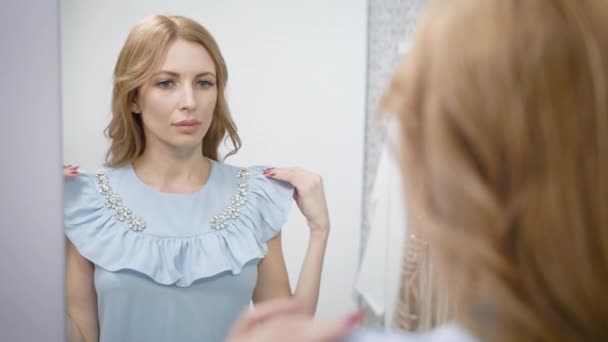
[
  {"x1": 292, "y1": 228, "x2": 328, "y2": 315},
  {"x1": 67, "y1": 315, "x2": 86, "y2": 342},
  {"x1": 252, "y1": 233, "x2": 292, "y2": 300},
  {"x1": 66, "y1": 238, "x2": 99, "y2": 342},
  {"x1": 252, "y1": 167, "x2": 331, "y2": 316},
  {"x1": 252, "y1": 229, "x2": 328, "y2": 315}
]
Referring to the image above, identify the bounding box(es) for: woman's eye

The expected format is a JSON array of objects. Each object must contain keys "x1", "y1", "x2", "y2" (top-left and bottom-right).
[
  {"x1": 197, "y1": 80, "x2": 215, "y2": 88},
  {"x1": 157, "y1": 80, "x2": 174, "y2": 88}
]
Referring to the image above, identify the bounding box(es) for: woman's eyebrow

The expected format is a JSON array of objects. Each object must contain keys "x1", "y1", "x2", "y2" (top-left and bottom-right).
[{"x1": 152, "y1": 70, "x2": 216, "y2": 78}]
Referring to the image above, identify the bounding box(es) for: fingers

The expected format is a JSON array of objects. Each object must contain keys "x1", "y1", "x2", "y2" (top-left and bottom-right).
[
  {"x1": 311, "y1": 310, "x2": 367, "y2": 341},
  {"x1": 262, "y1": 167, "x2": 297, "y2": 184},
  {"x1": 263, "y1": 167, "x2": 324, "y2": 191},
  {"x1": 229, "y1": 307, "x2": 366, "y2": 342},
  {"x1": 63, "y1": 165, "x2": 79, "y2": 178},
  {"x1": 230, "y1": 298, "x2": 304, "y2": 335}
]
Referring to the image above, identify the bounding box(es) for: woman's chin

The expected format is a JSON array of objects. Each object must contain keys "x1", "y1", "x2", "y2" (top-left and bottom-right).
[{"x1": 169, "y1": 136, "x2": 204, "y2": 151}]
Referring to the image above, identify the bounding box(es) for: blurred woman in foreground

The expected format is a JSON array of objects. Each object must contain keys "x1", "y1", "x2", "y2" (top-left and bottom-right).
[{"x1": 228, "y1": 0, "x2": 608, "y2": 341}]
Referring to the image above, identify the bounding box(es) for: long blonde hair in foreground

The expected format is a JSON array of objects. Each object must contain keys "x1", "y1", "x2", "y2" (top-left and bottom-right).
[
  {"x1": 104, "y1": 15, "x2": 241, "y2": 167},
  {"x1": 382, "y1": 0, "x2": 608, "y2": 340}
]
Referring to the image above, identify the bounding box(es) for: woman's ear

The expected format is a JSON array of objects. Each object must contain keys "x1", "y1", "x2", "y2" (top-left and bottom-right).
[{"x1": 131, "y1": 102, "x2": 141, "y2": 115}]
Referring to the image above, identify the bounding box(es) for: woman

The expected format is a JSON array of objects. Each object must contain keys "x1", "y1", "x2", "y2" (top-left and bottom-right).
[
  {"x1": 228, "y1": 0, "x2": 608, "y2": 341},
  {"x1": 63, "y1": 15, "x2": 330, "y2": 342}
]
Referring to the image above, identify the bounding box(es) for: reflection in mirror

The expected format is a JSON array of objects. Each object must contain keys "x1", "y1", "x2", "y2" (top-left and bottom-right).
[{"x1": 61, "y1": 1, "x2": 366, "y2": 341}]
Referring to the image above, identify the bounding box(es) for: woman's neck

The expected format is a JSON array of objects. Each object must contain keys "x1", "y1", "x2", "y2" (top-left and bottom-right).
[{"x1": 132, "y1": 145, "x2": 211, "y2": 193}]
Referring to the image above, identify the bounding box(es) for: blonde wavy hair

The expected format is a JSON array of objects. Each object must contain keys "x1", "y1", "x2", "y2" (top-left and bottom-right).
[
  {"x1": 104, "y1": 15, "x2": 241, "y2": 167},
  {"x1": 382, "y1": 0, "x2": 608, "y2": 340}
]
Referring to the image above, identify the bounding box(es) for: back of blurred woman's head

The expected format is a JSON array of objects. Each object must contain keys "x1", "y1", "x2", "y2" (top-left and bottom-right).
[{"x1": 381, "y1": 0, "x2": 608, "y2": 340}]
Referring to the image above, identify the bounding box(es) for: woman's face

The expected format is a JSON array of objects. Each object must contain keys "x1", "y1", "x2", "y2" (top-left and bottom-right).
[{"x1": 133, "y1": 38, "x2": 217, "y2": 152}]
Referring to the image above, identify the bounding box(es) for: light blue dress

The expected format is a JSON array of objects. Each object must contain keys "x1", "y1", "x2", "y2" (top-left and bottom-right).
[{"x1": 64, "y1": 159, "x2": 294, "y2": 342}]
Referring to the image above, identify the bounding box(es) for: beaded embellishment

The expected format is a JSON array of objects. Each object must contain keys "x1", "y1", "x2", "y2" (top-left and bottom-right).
[
  {"x1": 96, "y1": 171, "x2": 147, "y2": 232},
  {"x1": 95, "y1": 168, "x2": 250, "y2": 232},
  {"x1": 209, "y1": 168, "x2": 250, "y2": 230}
]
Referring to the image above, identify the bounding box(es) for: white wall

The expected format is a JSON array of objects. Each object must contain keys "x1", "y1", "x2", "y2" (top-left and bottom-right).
[{"x1": 61, "y1": 0, "x2": 367, "y2": 318}]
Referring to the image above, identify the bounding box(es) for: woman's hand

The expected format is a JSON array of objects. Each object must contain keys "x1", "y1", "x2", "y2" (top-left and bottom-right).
[
  {"x1": 226, "y1": 298, "x2": 365, "y2": 342},
  {"x1": 64, "y1": 165, "x2": 79, "y2": 179},
  {"x1": 263, "y1": 167, "x2": 330, "y2": 236}
]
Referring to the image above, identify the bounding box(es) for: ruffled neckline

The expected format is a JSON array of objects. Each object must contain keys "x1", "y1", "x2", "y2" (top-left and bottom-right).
[{"x1": 64, "y1": 163, "x2": 294, "y2": 287}]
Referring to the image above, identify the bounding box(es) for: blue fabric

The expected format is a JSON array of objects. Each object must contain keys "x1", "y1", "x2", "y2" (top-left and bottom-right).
[{"x1": 64, "y1": 159, "x2": 294, "y2": 342}]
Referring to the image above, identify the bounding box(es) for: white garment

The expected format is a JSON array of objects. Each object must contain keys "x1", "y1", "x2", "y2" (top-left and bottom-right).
[
  {"x1": 344, "y1": 323, "x2": 479, "y2": 342},
  {"x1": 355, "y1": 120, "x2": 407, "y2": 327}
]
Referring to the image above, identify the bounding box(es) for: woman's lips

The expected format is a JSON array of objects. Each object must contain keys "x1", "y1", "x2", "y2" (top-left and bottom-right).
[{"x1": 173, "y1": 120, "x2": 201, "y2": 134}]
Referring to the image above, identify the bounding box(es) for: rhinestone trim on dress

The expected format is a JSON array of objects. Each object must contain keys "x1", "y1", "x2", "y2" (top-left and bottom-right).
[
  {"x1": 96, "y1": 171, "x2": 147, "y2": 232},
  {"x1": 95, "y1": 168, "x2": 249, "y2": 232},
  {"x1": 209, "y1": 168, "x2": 250, "y2": 230}
]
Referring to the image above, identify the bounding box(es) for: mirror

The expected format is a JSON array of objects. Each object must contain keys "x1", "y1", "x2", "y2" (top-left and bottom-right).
[{"x1": 61, "y1": 0, "x2": 366, "y2": 340}]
